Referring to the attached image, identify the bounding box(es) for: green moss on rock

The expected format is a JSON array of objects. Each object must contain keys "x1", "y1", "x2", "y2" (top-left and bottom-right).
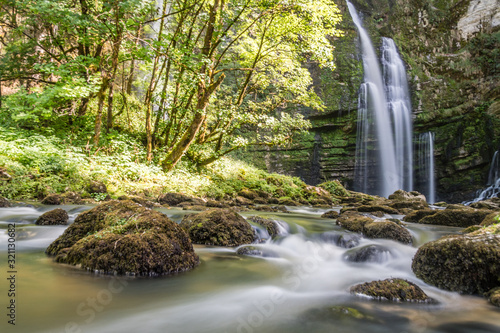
[
  {"x1": 412, "y1": 233, "x2": 500, "y2": 294},
  {"x1": 350, "y1": 278, "x2": 434, "y2": 303},
  {"x1": 180, "y1": 209, "x2": 254, "y2": 246},
  {"x1": 36, "y1": 208, "x2": 69, "y2": 226},
  {"x1": 46, "y1": 201, "x2": 199, "y2": 276},
  {"x1": 418, "y1": 209, "x2": 492, "y2": 227},
  {"x1": 247, "y1": 216, "x2": 279, "y2": 238},
  {"x1": 364, "y1": 222, "x2": 413, "y2": 245}
]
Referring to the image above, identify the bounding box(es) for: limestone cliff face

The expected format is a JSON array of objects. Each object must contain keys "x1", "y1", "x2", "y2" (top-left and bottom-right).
[{"x1": 246, "y1": 0, "x2": 500, "y2": 202}]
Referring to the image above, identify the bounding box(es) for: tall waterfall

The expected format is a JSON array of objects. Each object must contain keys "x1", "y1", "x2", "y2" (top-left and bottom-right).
[
  {"x1": 416, "y1": 132, "x2": 436, "y2": 203},
  {"x1": 348, "y1": 2, "x2": 413, "y2": 197}
]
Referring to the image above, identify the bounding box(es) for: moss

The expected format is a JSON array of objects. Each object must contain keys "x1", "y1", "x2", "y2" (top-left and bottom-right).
[
  {"x1": 336, "y1": 212, "x2": 373, "y2": 233},
  {"x1": 0, "y1": 196, "x2": 11, "y2": 207},
  {"x1": 321, "y1": 210, "x2": 340, "y2": 219},
  {"x1": 158, "y1": 192, "x2": 198, "y2": 206},
  {"x1": 247, "y1": 216, "x2": 279, "y2": 238},
  {"x1": 402, "y1": 209, "x2": 438, "y2": 223},
  {"x1": 481, "y1": 212, "x2": 500, "y2": 226},
  {"x1": 46, "y1": 200, "x2": 199, "y2": 276},
  {"x1": 350, "y1": 278, "x2": 434, "y2": 302},
  {"x1": 36, "y1": 208, "x2": 69, "y2": 226},
  {"x1": 318, "y1": 180, "x2": 350, "y2": 197},
  {"x1": 418, "y1": 209, "x2": 492, "y2": 227},
  {"x1": 179, "y1": 208, "x2": 254, "y2": 247},
  {"x1": 41, "y1": 194, "x2": 62, "y2": 205},
  {"x1": 363, "y1": 222, "x2": 413, "y2": 245},
  {"x1": 412, "y1": 233, "x2": 500, "y2": 294},
  {"x1": 485, "y1": 287, "x2": 500, "y2": 307},
  {"x1": 356, "y1": 205, "x2": 400, "y2": 215}
]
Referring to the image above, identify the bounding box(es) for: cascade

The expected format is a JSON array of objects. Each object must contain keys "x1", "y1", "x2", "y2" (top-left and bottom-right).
[
  {"x1": 348, "y1": 2, "x2": 413, "y2": 198},
  {"x1": 416, "y1": 132, "x2": 436, "y2": 203},
  {"x1": 465, "y1": 150, "x2": 500, "y2": 204}
]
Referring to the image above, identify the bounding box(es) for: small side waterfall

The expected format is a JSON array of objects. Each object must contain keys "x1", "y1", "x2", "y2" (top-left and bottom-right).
[
  {"x1": 348, "y1": 2, "x2": 413, "y2": 197},
  {"x1": 416, "y1": 132, "x2": 436, "y2": 203},
  {"x1": 465, "y1": 150, "x2": 500, "y2": 204}
]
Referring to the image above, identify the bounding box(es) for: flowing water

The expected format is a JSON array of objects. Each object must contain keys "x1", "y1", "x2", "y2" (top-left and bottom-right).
[
  {"x1": 1, "y1": 204, "x2": 499, "y2": 333},
  {"x1": 465, "y1": 150, "x2": 500, "y2": 204},
  {"x1": 349, "y1": 2, "x2": 414, "y2": 198},
  {"x1": 416, "y1": 132, "x2": 436, "y2": 203}
]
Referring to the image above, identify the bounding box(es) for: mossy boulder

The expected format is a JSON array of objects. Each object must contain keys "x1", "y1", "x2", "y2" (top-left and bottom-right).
[
  {"x1": 247, "y1": 216, "x2": 279, "y2": 238},
  {"x1": 117, "y1": 195, "x2": 155, "y2": 208},
  {"x1": 350, "y1": 278, "x2": 434, "y2": 303},
  {"x1": 344, "y1": 245, "x2": 392, "y2": 263},
  {"x1": 402, "y1": 209, "x2": 437, "y2": 223},
  {"x1": 252, "y1": 205, "x2": 288, "y2": 213},
  {"x1": 481, "y1": 212, "x2": 500, "y2": 226},
  {"x1": 278, "y1": 197, "x2": 300, "y2": 206},
  {"x1": 486, "y1": 287, "x2": 500, "y2": 307},
  {"x1": 0, "y1": 196, "x2": 11, "y2": 207},
  {"x1": 390, "y1": 201, "x2": 428, "y2": 211},
  {"x1": 318, "y1": 232, "x2": 361, "y2": 249},
  {"x1": 236, "y1": 245, "x2": 278, "y2": 258},
  {"x1": 46, "y1": 201, "x2": 199, "y2": 276},
  {"x1": 357, "y1": 205, "x2": 400, "y2": 215},
  {"x1": 412, "y1": 233, "x2": 500, "y2": 294},
  {"x1": 36, "y1": 208, "x2": 69, "y2": 225},
  {"x1": 318, "y1": 180, "x2": 350, "y2": 197},
  {"x1": 337, "y1": 212, "x2": 413, "y2": 245},
  {"x1": 158, "y1": 192, "x2": 196, "y2": 206},
  {"x1": 86, "y1": 181, "x2": 107, "y2": 194},
  {"x1": 238, "y1": 188, "x2": 259, "y2": 200},
  {"x1": 336, "y1": 212, "x2": 373, "y2": 233},
  {"x1": 418, "y1": 209, "x2": 492, "y2": 227},
  {"x1": 388, "y1": 190, "x2": 426, "y2": 202},
  {"x1": 363, "y1": 222, "x2": 413, "y2": 245},
  {"x1": 41, "y1": 194, "x2": 62, "y2": 205},
  {"x1": 234, "y1": 196, "x2": 253, "y2": 206},
  {"x1": 321, "y1": 210, "x2": 340, "y2": 219},
  {"x1": 179, "y1": 209, "x2": 254, "y2": 246},
  {"x1": 471, "y1": 198, "x2": 500, "y2": 211}
]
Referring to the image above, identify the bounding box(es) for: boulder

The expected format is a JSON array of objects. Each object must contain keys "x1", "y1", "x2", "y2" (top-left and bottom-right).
[
  {"x1": 336, "y1": 212, "x2": 373, "y2": 233},
  {"x1": 234, "y1": 196, "x2": 253, "y2": 206},
  {"x1": 253, "y1": 197, "x2": 268, "y2": 205},
  {"x1": 402, "y1": 209, "x2": 436, "y2": 223},
  {"x1": 480, "y1": 212, "x2": 500, "y2": 226},
  {"x1": 412, "y1": 232, "x2": 500, "y2": 294},
  {"x1": 238, "y1": 188, "x2": 259, "y2": 200},
  {"x1": 41, "y1": 194, "x2": 62, "y2": 205},
  {"x1": 206, "y1": 200, "x2": 231, "y2": 208},
  {"x1": 248, "y1": 216, "x2": 279, "y2": 238},
  {"x1": 350, "y1": 278, "x2": 434, "y2": 302},
  {"x1": 388, "y1": 190, "x2": 426, "y2": 202},
  {"x1": 0, "y1": 196, "x2": 11, "y2": 207},
  {"x1": 117, "y1": 195, "x2": 154, "y2": 208},
  {"x1": 85, "y1": 181, "x2": 107, "y2": 194},
  {"x1": 390, "y1": 201, "x2": 428, "y2": 211},
  {"x1": 321, "y1": 210, "x2": 340, "y2": 219},
  {"x1": 418, "y1": 209, "x2": 492, "y2": 227},
  {"x1": 343, "y1": 245, "x2": 392, "y2": 263},
  {"x1": 486, "y1": 287, "x2": 500, "y2": 307},
  {"x1": 236, "y1": 245, "x2": 278, "y2": 258},
  {"x1": 46, "y1": 201, "x2": 199, "y2": 276},
  {"x1": 470, "y1": 198, "x2": 500, "y2": 210},
  {"x1": 363, "y1": 222, "x2": 413, "y2": 245},
  {"x1": 251, "y1": 205, "x2": 288, "y2": 213},
  {"x1": 337, "y1": 212, "x2": 413, "y2": 244},
  {"x1": 318, "y1": 232, "x2": 361, "y2": 249},
  {"x1": 278, "y1": 198, "x2": 300, "y2": 206},
  {"x1": 357, "y1": 205, "x2": 400, "y2": 215},
  {"x1": 179, "y1": 208, "x2": 254, "y2": 246},
  {"x1": 36, "y1": 208, "x2": 69, "y2": 225},
  {"x1": 158, "y1": 192, "x2": 196, "y2": 206}
]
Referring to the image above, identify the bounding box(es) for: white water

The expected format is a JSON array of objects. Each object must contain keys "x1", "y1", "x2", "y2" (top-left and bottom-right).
[
  {"x1": 417, "y1": 132, "x2": 436, "y2": 203},
  {"x1": 465, "y1": 150, "x2": 500, "y2": 204},
  {"x1": 1, "y1": 205, "x2": 499, "y2": 333},
  {"x1": 349, "y1": 2, "x2": 414, "y2": 197}
]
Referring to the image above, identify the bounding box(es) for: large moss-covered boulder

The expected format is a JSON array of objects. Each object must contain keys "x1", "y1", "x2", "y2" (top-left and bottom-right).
[
  {"x1": 364, "y1": 222, "x2": 413, "y2": 245},
  {"x1": 336, "y1": 212, "x2": 373, "y2": 233},
  {"x1": 36, "y1": 208, "x2": 69, "y2": 225},
  {"x1": 418, "y1": 209, "x2": 492, "y2": 227},
  {"x1": 46, "y1": 201, "x2": 199, "y2": 276},
  {"x1": 180, "y1": 209, "x2": 254, "y2": 246},
  {"x1": 350, "y1": 278, "x2": 433, "y2": 303},
  {"x1": 337, "y1": 212, "x2": 412, "y2": 244},
  {"x1": 412, "y1": 232, "x2": 500, "y2": 294}
]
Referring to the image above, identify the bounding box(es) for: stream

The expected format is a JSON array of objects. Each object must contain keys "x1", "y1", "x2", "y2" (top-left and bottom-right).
[{"x1": 1, "y1": 204, "x2": 499, "y2": 333}]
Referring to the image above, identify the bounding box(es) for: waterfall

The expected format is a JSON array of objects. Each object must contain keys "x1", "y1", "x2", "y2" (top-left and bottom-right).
[
  {"x1": 416, "y1": 132, "x2": 436, "y2": 203},
  {"x1": 348, "y1": 2, "x2": 413, "y2": 198},
  {"x1": 465, "y1": 150, "x2": 500, "y2": 204}
]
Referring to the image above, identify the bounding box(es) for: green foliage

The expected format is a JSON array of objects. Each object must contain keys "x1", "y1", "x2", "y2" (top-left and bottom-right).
[{"x1": 318, "y1": 180, "x2": 349, "y2": 197}]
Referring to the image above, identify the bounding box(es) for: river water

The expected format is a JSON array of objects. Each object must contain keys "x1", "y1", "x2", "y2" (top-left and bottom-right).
[{"x1": 0, "y1": 204, "x2": 499, "y2": 333}]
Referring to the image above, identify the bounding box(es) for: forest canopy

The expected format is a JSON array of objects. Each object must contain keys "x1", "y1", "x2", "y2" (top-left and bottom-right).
[{"x1": 0, "y1": 0, "x2": 342, "y2": 170}]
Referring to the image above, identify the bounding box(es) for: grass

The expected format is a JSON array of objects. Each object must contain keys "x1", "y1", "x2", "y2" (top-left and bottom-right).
[{"x1": 0, "y1": 125, "x2": 326, "y2": 202}]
